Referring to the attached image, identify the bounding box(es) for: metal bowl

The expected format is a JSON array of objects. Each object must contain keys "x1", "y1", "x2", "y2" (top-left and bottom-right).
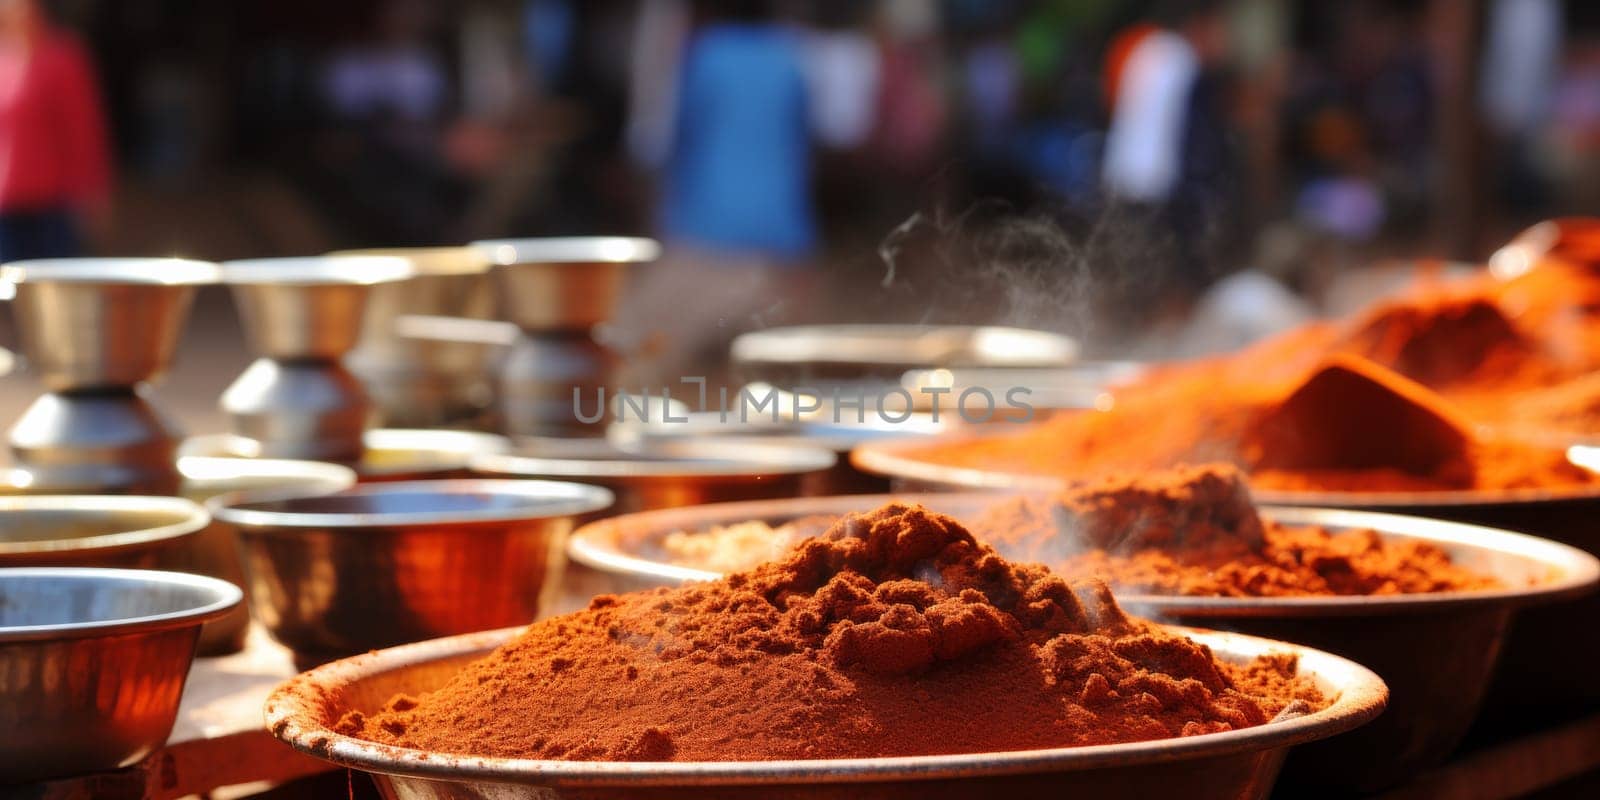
[
  {"x1": 472, "y1": 236, "x2": 660, "y2": 332},
  {"x1": 220, "y1": 256, "x2": 415, "y2": 361},
  {"x1": 850, "y1": 434, "x2": 1600, "y2": 727},
  {"x1": 732, "y1": 325, "x2": 1079, "y2": 387},
  {"x1": 609, "y1": 411, "x2": 945, "y2": 495},
  {"x1": 570, "y1": 494, "x2": 1598, "y2": 793},
  {"x1": 176, "y1": 456, "x2": 358, "y2": 655},
  {"x1": 471, "y1": 438, "x2": 838, "y2": 515},
  {"x1": 0, "y1": 567, "x2": 242, "y2": 783},
  {"x1": 265, "y1": 624, "x2": 1385, "y2": 800},
  {"x1": 209, "y1": 479, "x2": 613, "y2": 665},
  {"x1": 0, "y1": 495, "x2": 209, "y2": 569},
  {"x1": 0, "y1": 257, "x2": 220, "y2": 390},
  {"x1": 356, "y1": 429, "x2": 515, "y2": 481},
  {"x1": 180, "y1": 429, "x2": 513, "y2": 482}
]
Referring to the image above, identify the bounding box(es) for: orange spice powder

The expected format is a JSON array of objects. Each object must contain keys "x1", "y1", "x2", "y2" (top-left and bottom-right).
[
  {"x1": 336, "y1": 504, "x2": 1322, "y2": 761},
  {"x1": 971, "y1": 465, "x2": 1499, "y2": 597}
]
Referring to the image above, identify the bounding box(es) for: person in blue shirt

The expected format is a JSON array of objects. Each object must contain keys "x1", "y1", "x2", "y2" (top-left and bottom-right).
[{"x1": 662, "y1": 0, "x2": 816, "y2": 261}]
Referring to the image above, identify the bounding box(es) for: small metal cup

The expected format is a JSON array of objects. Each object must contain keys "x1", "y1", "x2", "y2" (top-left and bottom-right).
[
  {"x1": 210, "y1": 479, "x2": 613, "y2": 665},
  {"x1": 0, "y1": 567, "x2": 242, "y2": 784},
  {"x1": 0, "y1": 258, "x2": 220, "y2": 391},
  {"x1": 471, "y1": 237, "x2": 659, "y2": 333},
  {"x1": 221, "y1": 256, "x2": 413, "y2": 360}
]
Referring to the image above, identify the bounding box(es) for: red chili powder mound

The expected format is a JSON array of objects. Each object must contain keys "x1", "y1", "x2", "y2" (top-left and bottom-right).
[
  {"x1": 909, "y1": 353, "x2": 1596, "y2": 494},
  {"x1": 1329, "y1": 288, "x2": 1567, "y2": 391},
  {"x1": 972, "y1": 465, "x2": 1499, "y2": 597},
  {"x1": 336, "y1": 504, "x2": 1323, "y2": 761},
  {"x1": 1489, "y1": 372, "x2": 1600, "y2": 437}
]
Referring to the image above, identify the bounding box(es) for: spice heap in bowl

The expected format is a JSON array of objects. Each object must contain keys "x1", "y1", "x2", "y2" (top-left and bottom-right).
[
  {"x1": 269, "y1": 503, "x2": 1386, "y2": 799},
  {"x1": 567, "y1": 465, "x2": 1598, "y2": 792},
  {"x1": 971, "y1": 464, "x2": 1500, "y2": 597}
]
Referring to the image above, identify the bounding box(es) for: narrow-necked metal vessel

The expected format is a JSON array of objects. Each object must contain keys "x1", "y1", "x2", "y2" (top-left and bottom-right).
[
  {"x1": 0, "y1": 567, "x2": 242, "y2": 783},
  {"x1": 2, "y1": 258, "x2": 220, "y2": 494},
  {"x1": 264, "y1": 624, "x2": 1386, "y2": 800},
  {"x1": 470, "y1": 236, "x2": 660, "y2": 436},
  {"x1": 332, "y1": 247, "x2": 496, "y2": 428},
  {"x1": 218, "y1": 256, "x2": 413, "y2": 461}
]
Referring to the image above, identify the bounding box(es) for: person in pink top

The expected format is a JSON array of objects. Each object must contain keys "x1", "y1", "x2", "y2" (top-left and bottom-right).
[{"x1": 0, "y1": 0, "x2": 110, "y2": 260}]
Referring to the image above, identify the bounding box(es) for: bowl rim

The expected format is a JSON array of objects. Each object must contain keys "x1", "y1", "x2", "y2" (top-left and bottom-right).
[
  {"x1": 220, "y1": 256, "x2": 415, "y2": 286},
  {"x1": 179, "y1": 430, "x2": 513, "y2": 478},
  {"x1": 471, "y1": 439, "x2": 838, "y2": 479},
  {"x1": 178, "y1": 455, "x2": 359, "y2": 495},
  {"x1": 731, "y1": 324, "x2": 1079, "y2": 369},
  {"x1": 0, "y1": 567, "x2": 243, "y2": 642},
  {"x1": 263, "y1": 624, "x2": 1387, "y2": 787},
  {"x1": 0, "y1": 257, "x2": 222, "y2": 286},
  {"x1": 208, "y1": 478, "x2": 615, "y2": 529},
  {"x1": 324, "y1": 247, "x2": 490, "y2": 276},
  {"x1": 849, "y1": 433, "x2": 1600, "y2": 509},
  {"x1": 470, "y1": 237, "x2": 661, "y2": 266},
  {"x1": 567, "y1": 493, "x2": 1600, "y2": 617},
  {"x1": 0, "y1": 495, "x2": 209, "y2": 556}
]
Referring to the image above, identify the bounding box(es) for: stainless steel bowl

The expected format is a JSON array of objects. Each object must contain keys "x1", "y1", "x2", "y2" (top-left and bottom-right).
[
  {"x1": 0, "y1": 257, "x2": 220, "y2": 391},
  {"x1": 180, "y1": 429, "x2": 513, "y2": 482},
  {"x1": 470, "y1": 438, "x2": 838, "y2": 514},
  {"x1": 569, "y1": 494, "x2": 1598, "y2": 793},
  {"x1": 732, "y1": 324, "x2": 1079, "y2": 387},
  {"x1": 609, "y1": 412, "x2": 945, "y2": 495},
  {"x1": 472, "y1": 236, "x2": 659, "y2": 332},
  {"x1": 0, "y1": 494, "x2": 209, "y2": 568},
  {"x1": 264, "y1": 625, "x2": 1385, "y2": 800},
  {"x1": 177, "y1": 456, "x2": 357, "y2": 655},
  {"x1": 0, "y1": 567, "x2": 242, "y2": 783},
  {"x1": 209, "y1": 479, "x2": 613, "y2": 665},
  {"x1": 219, "y1": 256, "x2": 414, "y2": 361}
]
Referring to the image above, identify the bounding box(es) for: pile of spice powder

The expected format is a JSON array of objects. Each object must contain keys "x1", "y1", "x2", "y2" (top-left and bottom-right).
[
  {"x1": 973, "y1": 464, "x2": 1500, "y2": 597},
  {"x1": 336, "y1": 503, "x2": 1324, "y2": 761},
  {"x1": 907, "y1": 352, "x2": 1595, "y2": 493}
]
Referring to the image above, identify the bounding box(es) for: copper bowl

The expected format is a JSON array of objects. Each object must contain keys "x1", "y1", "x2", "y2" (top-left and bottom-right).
[
  {"x1": 209, "y1": 479, "x2": 612, "y2": 666},
  {"x1": 0, "y1": 567, "x2": 241, "y2": 783},
  {"x1": 850, "y1": 434, "x2": 1600, "y2": 729},
  {"x1": 176, "y1": 456, "x2": 357, "y2": 655},
  {"x1": 264, "y1": 624, "x2": 1385, "y2": 800},
  {"x1": 570, "y1": 494, "x2": 1598, "y2": 793}
]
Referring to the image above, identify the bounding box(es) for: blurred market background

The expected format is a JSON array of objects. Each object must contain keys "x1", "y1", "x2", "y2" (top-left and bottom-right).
[{"x1": 2, "y1": 0, "x2": 1600, "y2": 428}]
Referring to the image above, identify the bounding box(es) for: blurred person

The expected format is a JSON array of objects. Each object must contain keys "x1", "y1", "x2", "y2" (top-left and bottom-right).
[
  {"x1": 1480, "y1": 0, "x2": 1561, "y2": 215},
  {"x1": 317, "y1": 0, "x2": 460, "y2": 244},
  {"x1": 1100, "y1": 0, "x2": 1237, "y2": 304},
  {"x1": 800, "y1": 8, "x2": 879, "y2": 152},
  {"x1": 1101, "y1": 2, "x2": 1229, "y2": 204},
  {"x1": 866, "y1": 0, "x2": 946, "y2": 178},
  {"x1": 0, "y1": 0, "x2": 110, "y2": 260},
  {"x1": 616, "y1": 0, "x2": 819, "y2": 390},
  {"x1": 659, "y1": 0, "x2": 815, "y2": 260}
]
